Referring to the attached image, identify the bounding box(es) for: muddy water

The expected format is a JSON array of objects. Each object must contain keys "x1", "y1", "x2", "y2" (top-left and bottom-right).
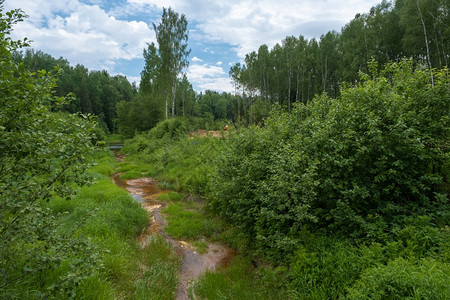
[{"x1": 111, "y1": 172, "x2": 233, "y2": 300}]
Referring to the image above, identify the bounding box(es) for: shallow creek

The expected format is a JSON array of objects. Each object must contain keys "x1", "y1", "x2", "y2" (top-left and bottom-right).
[{"x1": 111, "y1": 172, "x2": 233, "y2": 299}]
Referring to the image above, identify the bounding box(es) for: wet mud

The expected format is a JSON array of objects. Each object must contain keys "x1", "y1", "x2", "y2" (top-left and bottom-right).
[{"x1": 111, "y1": 172, "x2": 233, "y2": 300}]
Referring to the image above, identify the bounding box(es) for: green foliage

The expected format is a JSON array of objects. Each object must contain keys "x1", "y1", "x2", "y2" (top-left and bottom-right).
[
  {"x1": 210, "y1": 61, "x2": 449, "y2": 260},
  {"x1": 148, "y1": 117, "x2": 190, "y2": 141},
  {"x1": 162, "y1": 202, "x2": 222, "y2": 240},
  {"x1": 348, "y1": 257, "x2": 450, "y2": 299},
  {"x1": 191, "y1": 256, "x2": 287, "y2": 300},
  {"x1": 87, "y1": 150, "x2": 116, "y2": 177},
  {"x1": 289, "y1": 238, "x2": 371, "y2": 299},
  {"x1": 122, "y1": 118, "x2": 225, "y2": 194},
  {"x1": 122, "y1": 117, "x2": 189, "y2": 154},
  {"x1": 46, "y1": 159, "x2": 165, "y2": 299},
  {"x1": 116, "y1": 92, "x2": 164, "y2": 138},
  {"x1": 152, "y1": 7, "x2": 190, "y2": 119},
  {"x1": 14, "y1": 49, "x2": 135, "y2": 133},
  {"x1": 288, "y1": 219, "x2": 450, "y2": 299},
  {"x1": 0, "y1": 4, "x2": 104, "y2": 298},
  {"x1": 134, "y1": 235, "x2": 181, "y2": 300},
  {"x1": 105, "y1": 133, "x2": 124, "y2": 145},
  {"x1": 232, "y1": 0, "x2": 449, "y2": 111}
]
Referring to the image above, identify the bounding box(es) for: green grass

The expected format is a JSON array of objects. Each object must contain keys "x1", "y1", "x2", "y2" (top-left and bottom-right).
[
  {"x1": 162, "y1": 202, "x2": 223, "y2": 240},
  {"x1": 122, "y1": 135, "x2": 225, "y2": 193},
  {"x1": 40, "y1": 149, "x2": 184, "y2": 299},
  {"x1": 191, "y1": 241, "x2": 209, "y2": 254},
  {"x1": 156, "y1": 191, "x2": 185, "y2": 202},
  {"x1": 117, "y1": 161, "x2": 155, "y2": 180},
  {"x1": 191, "y1": 256, "x2": 287, "y2": 300},
  {"x1": 134, "y1": 235, "x2": 181, "y2": 300},
  {"x1": 120, "y1": 170, "x2": 144, "y2": 180},
  {"x1": 87, "y1": 150, "x2": 117, "y2": 177},
  {"x1": 105, "y1": 133, "x2": 125, "y2": 145}
]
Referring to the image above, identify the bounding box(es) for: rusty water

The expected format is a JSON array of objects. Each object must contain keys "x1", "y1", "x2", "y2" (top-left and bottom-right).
[{"x1": 111, "y1": 162, "x2": 233, "y2": 299}]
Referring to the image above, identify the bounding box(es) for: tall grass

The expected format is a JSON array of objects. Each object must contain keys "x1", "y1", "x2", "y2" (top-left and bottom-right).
[
  {"x1": 191, "y1": 256, "x2": 287, "y2": 300},
  {"x1": 134, "y1": 235, "x2": 181, "y2": 300},
  {"x1": 123, "y1": 132, "x2": 225, "y2": 193},
  {"x1": 162, "y1": 202, "x2": 223, "y2": 240},
  {"x1": 41, "y1": 150, "x2": 181, "y2": 299}
]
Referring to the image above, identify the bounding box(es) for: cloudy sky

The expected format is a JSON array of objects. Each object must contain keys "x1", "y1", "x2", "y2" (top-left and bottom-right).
[{"x1": 4, "y1": 0, "x2": 381, "y2": 92}]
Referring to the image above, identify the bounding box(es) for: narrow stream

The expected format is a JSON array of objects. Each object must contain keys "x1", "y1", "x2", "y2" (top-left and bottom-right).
[{"x1": 111, "y1": 157, "x2": 233, "y2": 299}]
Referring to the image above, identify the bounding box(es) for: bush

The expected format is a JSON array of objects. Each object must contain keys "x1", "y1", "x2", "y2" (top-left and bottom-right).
[
  {"x1": 209, "y1": 61, "x2": 449, "y2": 260},
  {"x1": 347, "y1": 257, "x2": 450, "y2": 299}
]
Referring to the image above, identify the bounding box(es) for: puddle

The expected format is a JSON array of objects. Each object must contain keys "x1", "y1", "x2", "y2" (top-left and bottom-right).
[{"x1": 112, "y1": 168, "x2": 233, "y2": 300}]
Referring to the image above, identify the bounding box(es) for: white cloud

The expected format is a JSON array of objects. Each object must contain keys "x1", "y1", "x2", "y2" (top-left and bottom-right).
[
  {"x1": 187, "y1": 63, "x2": 233, "y2": 93},
  {"x1": 127, "y1": 76, "x2": 141, "y2": 85},
  {"x1": 125, "y1": 0, "x2": 380, "y2": 59},
  {"x1": 192, "y1": 56, "x2": 203, "y2": 62},
  {"x1": 5, "y1": 0, "x2": 153, "y2": 72},
  {"x1": 5, "y1": 0, "x2": 381, "y2": 92}
]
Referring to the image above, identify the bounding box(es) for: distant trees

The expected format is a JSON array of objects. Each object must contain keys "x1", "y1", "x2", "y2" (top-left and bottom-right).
[
  {"x1": 116, "y1": 7, "x2": 192, "y2": 136},
  {"x1": 231, "y1": 0, "x2": 449, "y2": 112},
  {"x1": 13, "y1": 1, "x2": 448, "y2": 137},
  {"x1": 13, "y1": 49, "x2": 135, "y2": 133}
]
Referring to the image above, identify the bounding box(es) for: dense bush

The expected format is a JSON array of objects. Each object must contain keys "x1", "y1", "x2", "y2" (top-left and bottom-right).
[
  {"x1": 209, "y1": 61, "x2": 449, "y2": 260},
  {"x1": 288, "y1": 218, "x2": 449, "y2": 299},
  {"x1": 122, "y1": 117, "x2": 189, "y2": 154}
]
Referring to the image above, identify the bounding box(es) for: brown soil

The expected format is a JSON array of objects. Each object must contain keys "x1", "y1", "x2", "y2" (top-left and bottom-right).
[
  {"x1": 111, "y1": 170, "x2": 233, "y2": 300},
  {"x1": 189, "y1": 129, "x2": 226, "y2": 138}
]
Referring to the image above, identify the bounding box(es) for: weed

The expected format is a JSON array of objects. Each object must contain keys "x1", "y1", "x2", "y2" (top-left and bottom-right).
[
  {"x1": 191, "y1": 241, "x2": 209, "y2": 254},
  {"x1": 191, "y1": 256, "x2": 287, "y2": 299},
  {"x1": 162, "y1": 203, "x2": 223, "y2": 240},
  {"x1": 156, "y1": 191, "x2": 185, "y2": 202},
  {"x1": 134, "y1": 235, "x2": 181, "y2": 300}
]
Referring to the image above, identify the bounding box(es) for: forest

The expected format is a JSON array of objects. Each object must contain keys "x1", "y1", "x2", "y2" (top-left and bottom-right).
[
  {"x1": 13, "y1": 0, "x2": 450, "y2": 135},
  {"x1": 1, "y1": 0, "x2": 449, "y2": 299}
]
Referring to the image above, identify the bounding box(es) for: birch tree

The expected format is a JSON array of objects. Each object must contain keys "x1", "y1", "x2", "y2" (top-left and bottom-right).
[{"x1": 153, "y1": 7, "x2": 190, "y2": 118}]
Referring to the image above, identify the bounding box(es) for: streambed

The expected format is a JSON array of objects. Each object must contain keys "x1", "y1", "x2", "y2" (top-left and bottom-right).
[{"x1": 111, "y1": 171, "x2": 232, "y2": 299}]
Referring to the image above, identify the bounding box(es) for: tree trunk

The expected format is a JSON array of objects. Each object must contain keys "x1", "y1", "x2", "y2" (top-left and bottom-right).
[
  {"x1": 171, "y1": 78, "x2": 177, "y2": 117},
  {"x1": 322, "y1": 53, "x2": 328, "y2": 92},
  {"x1": 182, "y1": 88, "x2": 185, "y2": 117},
  {"x1": 416, "y1": 0, "x2": 434, "y2": 85},
  {"x1": 165, "y1": 90, "x2": 168, "y2": 119}
]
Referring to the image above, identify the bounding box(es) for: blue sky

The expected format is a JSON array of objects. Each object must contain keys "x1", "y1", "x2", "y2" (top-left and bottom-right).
[{"x1": 4, "y1": 0, "x2": 381, "y2": 93}]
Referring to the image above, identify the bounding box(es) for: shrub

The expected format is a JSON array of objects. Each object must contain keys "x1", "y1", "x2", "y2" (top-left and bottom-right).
[
  {"x1": 209, "y1": 61, "x2": 449, "y2": 260},
  {"x1": 347, "y1": 257, "x2": 450, "y2": 299}
]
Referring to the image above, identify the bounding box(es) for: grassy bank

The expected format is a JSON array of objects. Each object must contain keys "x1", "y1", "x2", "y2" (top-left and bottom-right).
[{"x1": 25, "y1": 150, "x2": 181, "y2": 299}]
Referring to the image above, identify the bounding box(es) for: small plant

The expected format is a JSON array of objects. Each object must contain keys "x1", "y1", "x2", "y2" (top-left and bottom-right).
[
  {"x1": 191, "y1": 241, "x2": 208, "y2": 254},
  {"x1": 156, "y1": 191, "x2": 185, "y2": 202}
]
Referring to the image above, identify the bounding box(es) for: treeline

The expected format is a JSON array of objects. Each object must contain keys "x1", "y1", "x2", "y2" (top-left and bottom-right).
[
  {"x1": 12, "y1": 49, "x2": 136, "y2": 132},
  {"x1": 120, "y1": 0, "x2": 450, "y2": 134},
  {"x1": 230, "y1": 0, "x2": 449, "y2": 109},
  {"x1": 12, "y1": 0, "x2": 449, "y2": 137},
  {"x1": 13, "y1": 48, "x2": 239, "y2": 137}
]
